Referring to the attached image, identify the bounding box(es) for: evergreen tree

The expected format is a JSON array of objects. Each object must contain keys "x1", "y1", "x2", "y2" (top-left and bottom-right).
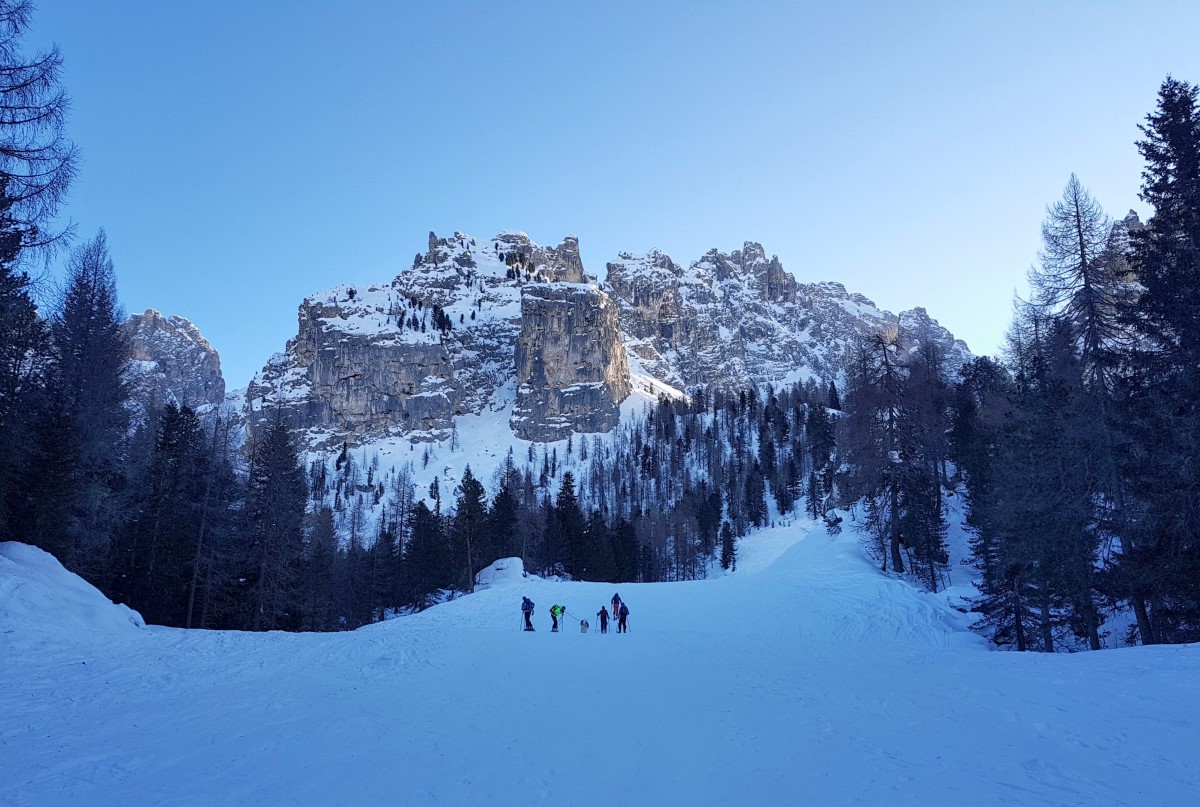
[
  {"x1": 50, "y1": 231, "x2": 130, "y2": 583},
  {"x1": 1114, "y1": 76, "x2": 1200, "y2": 643},
  {"x1": 404, "y1": 499, "x2": 452, "y2": 610},
  {"x1": 719, "y1": 520, "x2": 736, "y2": 571},
  {"x1": 299, "y1": 505, "x2": 338, "y2": 631},
  {"x1": 554, "y1": 472, "x2": 584, "y2": 576},
  {"x1": 242, "y1": 411, "x2": 306, "y2": 630},
  {"x1": 612, "y1": 518, "x2": 639, "y2": 583},
  {"x1": 581, "y1": 510, "x2": 616, "y2": 582},
  {"x1": 487, "y1": 478, "x2": 520, "y2": 562},
  {"x1": 0, "y1": 179, "x2": 48, "y2": 540},
  {"x1": 452, "y1": 465, "x2": 487, "y2": 591},
  {"x1": 121, "y1": 404, "x2": 208, "y2": 626}
]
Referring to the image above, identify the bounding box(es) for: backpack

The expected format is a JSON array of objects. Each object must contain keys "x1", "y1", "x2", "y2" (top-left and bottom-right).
[
  {"x1": 619, "y1": 604, "x2": 629, "y2": 617},
  {"x1": 522, "y1": 598, "x2": 533, "y2": 613}
]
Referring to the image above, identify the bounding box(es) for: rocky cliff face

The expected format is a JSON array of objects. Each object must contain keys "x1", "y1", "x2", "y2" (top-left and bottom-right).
[
  {"x1": 607, "y1": 242, "x2": 971, "y2": 391},
  {"x1": 124, "y1": 309, "x2": 226, "y2": 414},
  {"x1": 244, "y1": 231, "x2": 623, "y2": 447},
  {"x1": 241, "y1": 229, "x2": 973, "y2": 449},
  {"x1": 511, "y1": 283, "x2": 631, "y2": 441}
]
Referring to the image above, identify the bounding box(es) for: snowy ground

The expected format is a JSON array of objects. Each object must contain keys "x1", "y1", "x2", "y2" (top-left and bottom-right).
[{"x1": 2, "y1": 522, "x2": 1198, "y2": 806}]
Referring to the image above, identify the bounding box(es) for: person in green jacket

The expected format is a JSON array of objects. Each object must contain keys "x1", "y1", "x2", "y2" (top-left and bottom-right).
[{"x1": 549, "y1": 603, "x2": 565, "y2": 632}]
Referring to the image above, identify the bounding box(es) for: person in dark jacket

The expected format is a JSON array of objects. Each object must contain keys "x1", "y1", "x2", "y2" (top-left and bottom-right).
[
  {"x1": 611, "y1": 592, "x2": 622, "y2": 620},
  {"x1": 597, "y1": 606, "x2": 609, "y2": 634},
  {"x1": 521, "y1": 596, "x2": 535, "y2": 631},
  {"x1": 617, "y1": 602, "x2": 629, "y2": 633}
]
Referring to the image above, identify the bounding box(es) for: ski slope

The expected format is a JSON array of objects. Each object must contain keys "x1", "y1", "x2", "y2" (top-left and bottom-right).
[{"x1": 2, "y1": 522, "x2": 1198, "y2": 806}]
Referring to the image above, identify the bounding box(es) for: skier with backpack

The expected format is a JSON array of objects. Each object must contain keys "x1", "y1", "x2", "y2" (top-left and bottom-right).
[
  {"x1": 549, "y1": 603, "x2": 565, "y2": 632},
  {"x1": 617, "y1": 602, "x2": 629, "y2": 633},
  {"x1": 610, "y1": 592, "x2": 622, "y2": 620},
  {"x1": 521, "y1": 596, "x2": 535, "y2": 631},
  {"x1": 596, "y1": 605, "x2": 609, "y2": 634}
]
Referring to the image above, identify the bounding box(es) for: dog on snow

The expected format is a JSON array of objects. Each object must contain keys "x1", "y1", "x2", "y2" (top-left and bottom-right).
[{"x1": 580, "y1": 619, "x2": 589, "y2": 633}]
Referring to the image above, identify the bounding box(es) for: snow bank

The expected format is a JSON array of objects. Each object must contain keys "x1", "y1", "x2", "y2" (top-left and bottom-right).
[
  {"x1": 474, "y1": 556, "x2": 526, "y2": 589},
  {"x1": 0, "y1": 542, "x2": 144, "y2": 652}
]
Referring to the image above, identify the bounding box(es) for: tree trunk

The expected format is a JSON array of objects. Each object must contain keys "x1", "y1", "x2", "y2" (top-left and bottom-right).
[
  {"x1": 1013, "y1": 585, "x2": 1027, "y2": 652},
  {"x1": 1040, "y1": 592, "x2": 1054, "y2": 652},
  {"x1": 1132, "y1": 596, "x2": 1155, "y2": 645},
  {"x1": 186, "y1": 474, "x2": 213, "y2": 629},
  {"x1": 1082, "y1": 594, "x2": 1101, "y2": 650}
]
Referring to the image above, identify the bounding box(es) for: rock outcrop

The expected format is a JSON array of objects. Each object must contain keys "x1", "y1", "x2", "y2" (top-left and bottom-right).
[
  {"x1": 245, "y1": 231, "x2": 609, "y2": 447},
  {"x1": 124, "y1": 309, "x2": 225, "y2": 414},
  {"x1": 243, "y1": 229, "x2": 973, "y2": 449},
  {"x1": 510, "y1": 283, "x2": 631, "y2": 441},
  {"x1": 607, "y1": 242, "x2": 970, "y2": 390}
]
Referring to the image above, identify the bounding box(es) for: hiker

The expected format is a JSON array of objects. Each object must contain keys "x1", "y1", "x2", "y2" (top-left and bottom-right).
[
  {"x1": 617, "y1": 602, "x2": 629, "y2": 633},
  {"x1": 521, "y1": 596, "x2": 535, "y2": 631},
  {"x1": 611, "y1": 592, "x2": 622, "y2": 620},
  {"x1": 550, "y1": 603, "x2": 565, "y2": 632},
  {"x1": 597, "y1": 605, "x2": 609, "y2": 634}
]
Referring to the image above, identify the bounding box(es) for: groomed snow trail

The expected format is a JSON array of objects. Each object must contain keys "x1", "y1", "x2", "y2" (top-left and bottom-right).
[{"x1": 2, "y1": 526, "x2": 1198, "y2": 806}]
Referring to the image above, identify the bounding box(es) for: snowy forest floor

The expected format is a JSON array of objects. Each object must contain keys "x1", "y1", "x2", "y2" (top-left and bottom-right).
[{"x1": 2, "y1": 520, "x2": 1198, "y2": 806}]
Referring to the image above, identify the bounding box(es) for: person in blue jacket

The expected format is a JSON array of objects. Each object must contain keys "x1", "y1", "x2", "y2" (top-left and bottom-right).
[{"x1": 521, "y1": 596, "x2": 535, "y2": 631}]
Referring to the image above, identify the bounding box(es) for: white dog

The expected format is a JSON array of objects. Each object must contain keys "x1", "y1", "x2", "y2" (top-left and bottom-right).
[{"x1": 580, "y1": 619, "x2": 589, "y2": 634}]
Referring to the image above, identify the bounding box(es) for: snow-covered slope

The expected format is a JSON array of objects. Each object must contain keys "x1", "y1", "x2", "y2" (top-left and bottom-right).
[{"x1": 3, "y1": 523, "x2": 1197, "y2": 805}]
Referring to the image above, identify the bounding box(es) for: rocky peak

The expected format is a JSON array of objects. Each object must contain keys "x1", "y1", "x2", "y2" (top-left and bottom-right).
[
  {"x1": 245, "y1": 230, "x2": 618, "y2": 448},
  {"x1": 607, "y1": 242, "x2": 971, "y2": 391},
  {"x1": 510, "y1": 283, "x2": 631, "y2": 441},
  {"x1": 123, "y1": 309, "x2": 225, "y2": 413},
  {"x1": 242, "y1": 228, "x2": 975, "y2": 450}
]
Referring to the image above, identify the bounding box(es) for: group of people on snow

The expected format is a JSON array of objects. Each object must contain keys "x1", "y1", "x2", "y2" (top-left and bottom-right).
[{"x1": 520, "y1": 593, "x2": 628, "y2": 633}]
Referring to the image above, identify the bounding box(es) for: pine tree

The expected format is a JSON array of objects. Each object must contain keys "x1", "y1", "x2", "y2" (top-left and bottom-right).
[
  {"x1": 719, "y1": 521, "x2": 736, "y2": 571},
  {"x1": 404, "y1": 500, "x2": 452, "y2": 610},
  {"x1": 1114, "y1": 76, "x2": 1200, "y2": 643},
  {"x1": 0, "y1": 179, "x2": 48, "y2": 540},
  {"x1": 612, "y1": 518, "x2": 639, "y2": 583},
  {"x1": 299, "y1": 505, "x2": 338, "y2": 631},
  {"x1": 452, "y1": 465, "x2": 487, "y2": 591},
  {"x1": 554, "y1": 472, "x2": 583, "y2": 576},
  {"x1": 487, "y1": 479, "x2": 520, "y2": 562},
  {"x1": 242, "y1": 411, "x2": 306, "y2": 630},
  {"x1": 50, "y1": 231, "x2": 130, "y2": 584},
  {"x1": 121, "y1": 404, "x2": 208, "y2": 626}
]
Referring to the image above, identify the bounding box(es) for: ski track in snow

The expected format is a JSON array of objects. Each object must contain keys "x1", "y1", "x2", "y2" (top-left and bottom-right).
[{"x1": 2, "y1": 526, "x2": 1199, "y2": 807}]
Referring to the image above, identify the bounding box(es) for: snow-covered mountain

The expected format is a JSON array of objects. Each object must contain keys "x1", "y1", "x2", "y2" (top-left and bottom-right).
[
  {"x1": 607, "y1": 242, "x2": 970, "y2": 391},
  {"x1": 123, "y1": 308, "x2": 226, "y2": 415},
  {"x1": 243, "y1": 230, "x2": 971, "y2": 449}
]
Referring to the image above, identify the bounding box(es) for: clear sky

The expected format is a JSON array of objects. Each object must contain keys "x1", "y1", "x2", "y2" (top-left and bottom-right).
[{"x1": 29, "y1": 1, "x2": 1200, "y2": 388}]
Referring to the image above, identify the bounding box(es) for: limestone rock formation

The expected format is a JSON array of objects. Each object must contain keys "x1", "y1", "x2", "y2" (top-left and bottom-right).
[
  {"x1": 607, "y1": 242, "x2": 970, "y2": 391},
  {"x1": 243, "y1": 229, "x2": 974, "y2": 450},
  {"x1": 510, "y1": 283, "x2": 631, "y2": 441},
  {"x1": 245, "y1": 231, "x2": 609, "y2": 447},
  {"x1": 123, "y1": 309, "x2": 225, "y2": 414}
]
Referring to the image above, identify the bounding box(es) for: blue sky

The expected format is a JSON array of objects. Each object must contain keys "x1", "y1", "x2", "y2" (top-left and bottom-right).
[{"x1": 32, "y1": 1, "x2": 1200, "y2": 387}]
